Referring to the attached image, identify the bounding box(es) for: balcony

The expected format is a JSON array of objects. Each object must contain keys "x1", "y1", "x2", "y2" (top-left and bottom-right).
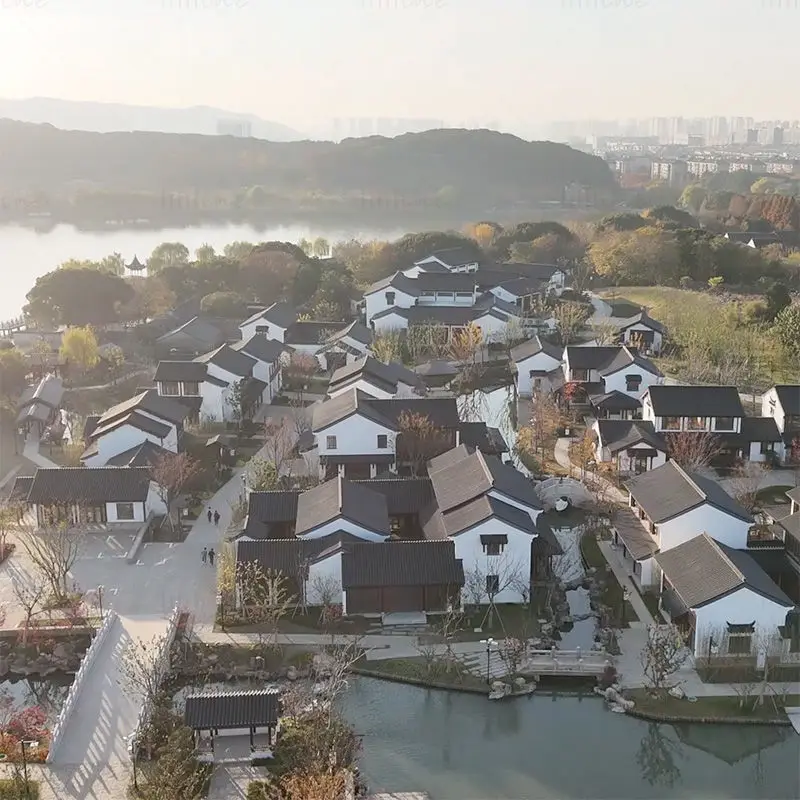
[{"x1": 747, "y1": 523, "x2": 785, "y2": 549}]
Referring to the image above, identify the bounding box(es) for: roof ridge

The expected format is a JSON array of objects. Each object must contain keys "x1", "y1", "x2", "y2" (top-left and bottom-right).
[
  {"x1": 670, "y1": 460, "x2": 707, "y2": 503},
  {"x1": 706, "y1": 534, "x2": 746, "y2": 584},
  {"x1": 337, "y1": 475, "x2": 344, "y2": 514}
]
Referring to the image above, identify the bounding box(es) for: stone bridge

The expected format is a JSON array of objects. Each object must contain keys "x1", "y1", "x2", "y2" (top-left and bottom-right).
[{"x1": 536, "y1": 477, "x2": 593, "y2": 510}]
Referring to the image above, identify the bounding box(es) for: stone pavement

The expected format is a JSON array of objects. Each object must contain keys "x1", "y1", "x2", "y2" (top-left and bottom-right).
[
  {"x1": 22, "y1": 430, "x2": 58, "y2": 468},
  {"x1": 596, "y1": 540, "x2": 656, "y2": 627}
]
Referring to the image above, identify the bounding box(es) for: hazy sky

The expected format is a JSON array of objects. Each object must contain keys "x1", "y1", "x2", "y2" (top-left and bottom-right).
[{"x1": 0, "y1": 0, "x2": 796, "y2": 127}]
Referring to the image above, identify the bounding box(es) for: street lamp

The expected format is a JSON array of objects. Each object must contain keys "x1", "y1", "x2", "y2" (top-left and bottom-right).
[
  {"x1": 479, "y1": 638, "x2": 495, "y2": 686},
  {"x1": 127, "y1": 733, "x2": 139, "y2": 792},
  {"x1": 216, "y1": 592, "x2": 225, "y2": 631},
  {"x1": 20, "y1": 740, "x2": 38, "y2": 799},
  {"x1": 97, "y1": 585, "x2": 105, "y2": 621}
]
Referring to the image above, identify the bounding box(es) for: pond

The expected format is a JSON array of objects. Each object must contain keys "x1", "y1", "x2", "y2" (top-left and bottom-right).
[
  {"x1": 0, "y1": 674, "x2": 74, "y2": 727},
  {"x1": 339, "y1": 677, "x2": 800, "y2": 800}
]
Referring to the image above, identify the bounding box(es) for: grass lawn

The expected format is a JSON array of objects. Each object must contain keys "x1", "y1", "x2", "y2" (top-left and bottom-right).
[
  {"x1": 626, "y1": 688, "x2": 800, "y2": 722},
  {"x1": 755, "y1": 485, "x2": 794, "y2": 508},
  {"x1": 579, "y1": 531, "x2": 635, "y2": 627},
  {"x1": 421, "y1": 604, "x2": 540, "y2": 644},
  {"x1": 353, "y1": 655, "x2": 488, "y2": 691},
  {"x1": 0, "y1": 779, "x2": 40, "y2": 799}
]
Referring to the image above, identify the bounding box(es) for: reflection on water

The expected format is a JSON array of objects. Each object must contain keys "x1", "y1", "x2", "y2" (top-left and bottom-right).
[
  {"x1": 0, "y1": 675, "x2": 73, "y2": 725},
  {"x1": 339, "y1": 677, "x2": 800, "y2": 800}
]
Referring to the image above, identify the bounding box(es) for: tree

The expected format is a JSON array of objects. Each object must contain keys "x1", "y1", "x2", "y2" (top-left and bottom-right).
[
  {"x1": 60, "y1": 326, "x2": 99, "y2": 373},
  {"x1": 99, "y1": 252, "x2": 125, "y2": 275},
  {"x1": 636, "y1": 723, "x2": 683, "y2": 789},
  {"x1": 396, "y1": 410, "x2": 450, "y2": 476},
  {"x1": 592, "y1": 319, "x2": 621, "y2": 346},
  {"x1": 147, "y1": 242, "x2": 190, "y2": 273},
  {"x1": 466, "y1": 222, "x2": 498, "y2": 249},
  {"x1": 0, "y1": 348, "x2": 27, "y2": 400},
  {"x1": 20, "y1": 523, "x2": 83, "y2": 602},
  {"x1": 194, "y1": 243, "x2": 216, "y2": 262},
  {"x1": 370, "y1": 328, "x2": 404, "y2": 364},
  {"x1": 509, "y1": 232, "x2": 583, "y2": 264},
  {"x1": 25, "y1": 267, "x2": 134, "y2": 327},
  {"x1": 11, "y1": 571, "x2": 47, "y2": 647},
  {"x1": 103, "y1": 343, "x2": 125, "y2": 384},
  {"x1": 199, "y1": 290, "x2": 248, "y2": 318},
  {"x1": 247, "y1": 458, "x2": 280, "y2": 492},
  {"x1": 149, "y1": 452, "x2": 203, "y2": 533},
  {"x1": 262, "y1": 417, "x2": 295, "y2": 477},
  {"x1": 772, "y1": 304, "x2": 800, "y2": 356},
  {"x1": 729, "y1": 461, "x2": 770, "y2": 512},
  {"x1": 138, "y1": 724, "x2": 211, "y2": 800},
  {"x1": 118, "y1": 633, "x2": 169, "y2": 712},
  {"x1": 678, "y1": 184, "x2": 707, "y2": 213},
  {"x1": 641, "y1": 205, "x2": 698, "y2": 229},
  {"x1": 664, "y1": 432, "x2": 723, "y2": 471},
  {"x1": 553, "y1": 301, "x2": 590, "y2": 345},
  {"x1": 516, "y1": 390, "x2": 561, "y2": 464},
  {"x1": 311, "y1": 237, "x2": 330, "y2": 258},
  {"x1": 595, "y1": 212, "x2": 648, "y2": 233},
  {"x1": 119, "y1": 274, "x2": 176, "y2": 323},
  {"x1": 462, "y1": 554, "x2": 525, "y2": 630},
  {"x1": 236, "y1": 563, "x2": 296, "y2": 653},
  {"x1": 589, "y1": 228, "x2": 680, "y2": 286},
  {"x1": 639, "y1": 624, "x2": 689, "y2": 694}
]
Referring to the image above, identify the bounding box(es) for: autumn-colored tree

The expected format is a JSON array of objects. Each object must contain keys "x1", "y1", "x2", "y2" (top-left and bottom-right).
[
  {"x1": 147, "y1": 241, "x2": 190, "y2": 273},
  {"x1": 553, "y1": 301, "x2": 590, "y2": 345},
  {"x1": 59, "y1": 326, "x2": 100, "y2": 372},
  {"x1": 589, "y1": 228, "x2": 680, "y2": 286},
  {"x1": 449, "y1": 321, "x2": 483, "y2": 364},
  {"x1": 149, "y1": 452, "x2": 203, "y2": 532},
  {"x1": 370, "y1": 328, "x2": 404, "y2": 364},
  {"x1": 466, "y1": 222, "x2": 498, "y2": 249},
  {"x1": 396, "y1": 410, "x2": 450, "y2": 476}
]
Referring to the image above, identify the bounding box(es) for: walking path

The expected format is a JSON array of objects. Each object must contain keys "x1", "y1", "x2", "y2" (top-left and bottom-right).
[
  {"x1": 597, "y1": 540, "x2": 655, "y2": 627},
  {"x1": 23, "y1": 430, "x2": 58, "y2": 468}
]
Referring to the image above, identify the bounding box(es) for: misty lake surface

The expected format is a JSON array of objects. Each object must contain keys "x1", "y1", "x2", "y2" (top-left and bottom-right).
[
  {"x1": 339, "y1": 677, "x2": 800, "y2": 800},
  {"x1": 0, "y1": 221, "x2": 409, "y2": 320}
]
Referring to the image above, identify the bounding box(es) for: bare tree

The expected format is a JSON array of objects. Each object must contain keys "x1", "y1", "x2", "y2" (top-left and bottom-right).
[
  {"x1": 664, "y1": 432, "x2": 723, "y2": 472},
  {"x1": 729, "y1": 461, "x2": 770, "y2": 513},
  {"x1": 118, "y1": 633, "x2": 170, "y2": 710},
  {"x1": 554, "y1": 301, "x2": 590, "y2": 345},
  {"x1": 463, "y1": 555, "x2": 525, "y2": 631},
  {"x1": 19, "y1": 523, "x2": 83, "y2": 603},
  {"x1": 370, "y1": 328, "x2": 404, "y2": 364},
  {"x1": 262, "y1": 416, "x2": 296, "y2": 477},
  {"x1": 497, "y1": 637, "x2": 528, "y2": 677},
  {"x1": 396, "y1": 410, "x2": 451, "y2": 476},
  {"x1": 592, "y1": 319, "x2": 621, "y2": 346},
  {"x1": 0, "y1": 507, "x2": 16, "y2": 561},
  {"x1": 236, "y1": 562, "x2": 296, "y2": 652},
  {"x1": 149, "y1": 451, "x2": 203, "y2": 533},
  {"x1": 11, "y1": 570, "x2": 48, "y2": 646},
  {"x1": 639, "y1": 624, "x2": 689, "y2": 695},
  {"x1": 284, "y1": 352, "x2": 319, "y2": 405},
  {"x1": 572, "y1": 429, "x2": 597, "y2": 478}
]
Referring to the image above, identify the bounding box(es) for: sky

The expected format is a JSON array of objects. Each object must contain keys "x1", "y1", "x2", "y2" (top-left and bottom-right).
[{"x1": 0, "y1": 0, "x2": 797, "y2": 130}]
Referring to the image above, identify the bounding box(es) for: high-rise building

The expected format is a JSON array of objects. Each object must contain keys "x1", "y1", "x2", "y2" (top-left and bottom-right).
[
  {"x1": 773, "y1": 127, "x2": 784, "y2": 146},
  {"x1": 747, "y1": 129, "x2": 759, "y2": 144}
]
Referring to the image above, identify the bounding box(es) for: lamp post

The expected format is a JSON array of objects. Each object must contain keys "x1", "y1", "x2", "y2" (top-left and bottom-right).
[
  {"x1": 216, "y1": 592, "x2": 224, "y2": 631},
  {"x1": 479, "y1": 638, "x2": 495, "y2": 686},
  {"x1": 97, "y1": 585, "x2": 105, "y2": 621},
  {"x1": 621, "y1": 587, "x2": 630, "y2": 627},
  {"x1": 20, "y1": 740, "x2": 37, "y2": 799},
  {"x1": 127, "y1": 733, "x2": 139, "y2": 792}
]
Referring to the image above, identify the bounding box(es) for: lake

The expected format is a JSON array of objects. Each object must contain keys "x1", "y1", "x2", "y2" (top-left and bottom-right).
[
  {"x1": 339, "y1": 677, "x2": 800, "y2": 800},
  {"x1": 0, "y1": 221, "x2": 409, "y2": 321}
]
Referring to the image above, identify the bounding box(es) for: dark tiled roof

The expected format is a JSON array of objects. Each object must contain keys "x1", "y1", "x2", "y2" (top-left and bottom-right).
[
  {"x1": 532, "y1": 517, "x2": 564, "y2": 557},
  {"x1": 362, "y1": 397, "x2": 460, "y2": 429},
  {"x1": 16, "y1": 375, "x2": 64, "y2": 411},
  {"x1": 154, "y1": 361, "x2": 207, "y2": 382},
  {"x1": 511, "y1": 336, "x2": 563, "y2": 363},
  {"x1": 413, "y1": 360, "x2": 459, "y2": 377},
  {"x1": 184, "y1": 689, "x2": 280, "y2": 730},
  {"x1": 365, "y1": 271, "x2": 421, "y2": 297},
  {"x1": 442, "y1": 495, "x2": 536, "y2": 537},
  {"x1": 655, "y1": 534, "x2": 793, "y2": 608},
  {"x1": 458, "y1": 422, "x2": 509, "y2": 455},
  {"x1": 27, "y1": 467, "x2": 151, "y2": 504},
  {"x1": 9, "y1": 476, "x2": 33, "y2": 504},
  {"x1": 596, "y1": 420, "x2": 666, "y2": 454},
  {"x1": 295, "y1": 476, "x2": 389, "y2": 536},
  {"x1": 105, "y1": 441, "x2": 173, "y2": 468},
  {"x1": 156, "y1": 316, "x2": 227, "y2": 348},
  {"x1": 421, "y1": 247, "x2": 481, "y2": 268},
  {"x1": 740, "y1": 417, "x2": 782, "y2": 442},
  {"x1": 600, "y1": 348, "x2": 662, "y2": 378},
  {"x1": 326, "y1": 320, "x2": 373, "y2": 347},
  {"x1": 612, "y1": 507, "x2": 659, "y2": 561},
  {"x1": 16, "y1": 403, "x2": 52, "y2": 424},
  {"x1": 240, "y1": 302, "x2": 297, "y2": 330},
  {"x1": 99, "y1": 389, "x2": 189, "y2": 427},
  {"x1": 92, "y1": 411, "x2": 171, "y2": 440},
  {"x1": 351, "y1": 477, "x2": 434, "y2": 515},
  {"x1": 499, "y1": 262, "x2": 561, "y2": 281},
  {"x1": 195, "y1": 344, "x2": 255, "y2": 378},
  {"x1": 644, "y1": 385, "x2": 744, "y2": 418},
  {"x1": 230, "y1": 335, "x2": 288, "y2": 363},
  {"x1": 329, "y1": 356, "x2": 422, "y2": 395},
  {"x1": 312, "y1": 389, "x2": 397, "y2": 432},
  {"x1": 415, "y1": 272, "x2": 480, "y2": 292},
  {"x1": 493, "y1": 276, "x2": 547, "y2": 297},
  {"x1": 565, "y1": 346, "x2": 627, "y2": 371},
  {"x1": 616, "y1": 311, "x2": 665, "y2": 334},
  {"x1": 786, "y1": 487, "x2": 800, "y2": 505},
  {"x1": 773, "y1": 385, "x2": 800, "y2": 415},
  {"x1": 237, "y1": 533, "x2": 360, "y2": 572},
  {"x1": 285, "y1": 321, "x2": 340, "y2": 345},
  {"x1": 247, "y1": 490, "x2": 301, "y2": 527},
  {"x1": 589, "y1": 390, "x2": 642, "y2": 411},
  {"x1": 83, "y1": 415, "x2": 101, "y2": 441},
  {"x1": 341, "y1": 541, "x2": 464, "y2": 588},
  {"x1": 624, "y1": 461, "x2": 753, "y2": 524}
]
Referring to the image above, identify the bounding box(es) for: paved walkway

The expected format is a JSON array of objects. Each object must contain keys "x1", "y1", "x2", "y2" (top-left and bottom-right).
[
  {"x1": 23, "y1": 430, "x2": 58, "y2": 468},
  {"x1": 597, "y1": 540, "x2": 655, "y2": 627}
]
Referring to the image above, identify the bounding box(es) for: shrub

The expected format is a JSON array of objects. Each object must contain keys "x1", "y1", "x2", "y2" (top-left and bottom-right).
[{"x1": 0, "y1": 778, "x2": 39, "y2": 799}]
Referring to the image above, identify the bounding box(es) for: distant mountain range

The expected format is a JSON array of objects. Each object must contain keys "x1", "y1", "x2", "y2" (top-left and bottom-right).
[{"x1": 0, "y1": 97, "x2": 305, "y2": 141}]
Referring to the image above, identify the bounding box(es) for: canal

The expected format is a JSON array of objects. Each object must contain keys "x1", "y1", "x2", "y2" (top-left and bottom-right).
[{"x1": 339, "y1": 677, "x2": 800, "y2": 800}]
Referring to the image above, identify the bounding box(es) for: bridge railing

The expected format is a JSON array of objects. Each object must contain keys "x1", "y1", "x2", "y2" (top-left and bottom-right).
[{"x1": 47, "y1": 611, "x2": 118, "y2": 762}]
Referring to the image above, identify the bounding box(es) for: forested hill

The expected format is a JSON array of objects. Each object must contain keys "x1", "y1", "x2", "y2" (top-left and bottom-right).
[{"x1": 0, "y1": 122, "x2": 614, "y2": 201}]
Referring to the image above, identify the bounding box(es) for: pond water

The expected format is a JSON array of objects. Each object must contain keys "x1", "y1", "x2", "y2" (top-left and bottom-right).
[
  {"x1": 339, "y1": 677, "x2": 800, "y2": 800},
  {"x1": 0, "y1": 674, "x2": 73, "y2": 726}
]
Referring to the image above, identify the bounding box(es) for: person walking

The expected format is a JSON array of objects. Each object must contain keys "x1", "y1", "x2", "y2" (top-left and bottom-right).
[
  {"x1": 206, "y1": 507, "x2": 212, "y2": 523},
  {"x1": 201, "y1": 547, "x2": 208, "y2": 565},
  {"x1": 213, "y1": 510, "x2": 220, "y2": 526},
  {"x1": 208, "y1": 548, "x2": 215, "y2": 567}
]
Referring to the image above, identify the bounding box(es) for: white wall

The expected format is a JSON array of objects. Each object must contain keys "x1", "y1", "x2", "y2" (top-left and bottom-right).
[
  {"x1": 83, "y1": 424, "x2": 176, "y2": 467},
  {"x1": 621, "y1": 323, "x2": 663, "y2": 354},
  {"x1": 316, "y1": 414, "x2": 395, "y2": 457},
  {"x1": 489, "y1": 286, "x2": 520, "y2": 305},
  {"x1": 453, "y1": 520, "x2": 533, "y2": 604},
  {"x1": 596, "y1": 439, "x2": 667, "y2": 473},
  {"x1": 200, "y1": 381, "x2": 230, "y2": 423},
  {"x1": 372, "y1": 312, "x2": 410, "y2": 334},
  {"x1": 748, "y1": 439, "x2": 785, "y2": 463},
  {"x1": 693, "y1": 588, "x2": 793, "y2": 660},
  {"x1": 602, "y1": 367, "x2": 663, "y2": 399},
  {"x1": 365, "y1": 286, "x2": 416, "y2": 326},
  {"x1": 146, "y1": 482, "x2": 168, "y2": 516},
  {"x1": 306, "y1": 551, "x2": 344, "y2": 605},
  {"x1": 239, "y1": 320, "x2": 288, "y2": 343},
  {"x1": 299, "y1": 519, "x2": 387, "y2": 542},
  {"x1": 105, "y1": 500, "x2": 147, "y2": 523},
  {"x1": 473, "y1": 312, "x2": 512, "y2": 342},
  {"x1": 762, "y1": 387, "x2": 786, "y2": 433},
  {"x1": 515, "y1": 352, "x2": 562, "y2": 396},
  {"x1": 658, "y1": 504, "x2": 751, "y2": 552},
  {"x1": 487, "y1": 488, "x2": 542, "y2": 525}
]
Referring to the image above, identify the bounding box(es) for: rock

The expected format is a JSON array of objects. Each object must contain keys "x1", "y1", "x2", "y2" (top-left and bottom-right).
[
  {"x1": 286, "y1": 666, "x2": 298, "y2": 681},
  {"x1": 668, "y1": 686, "x2": 685, "y2": 700},
  {"x1": 514, "y1": 677, "x2": 526, "y2": 688},
  {"x1": 53, "y1": 643, "x2": 72, "y2": 660}
]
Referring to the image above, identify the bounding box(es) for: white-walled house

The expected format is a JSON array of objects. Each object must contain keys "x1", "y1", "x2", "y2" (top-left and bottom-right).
[
  {"x1": 510, "y1": 337, "x2": 563, "y2": 396},
  {"x1": 364, "y1": 272, "x2": 420, "y2": 326},
  {"x1": 317, "y1": 321, "x2": 373, "y2": 372},
  {"x1": 563, "y1": 346, "x2": 663, "y2": 398},
  {"x1": 238, "y1": 302, "x2": 297, "y2": 343},
  {"x1": 413, "y1": 247, "x2": 481, "y2": 274},
  {"x1": 617, "y1": 461, "x2": 754, "y2": 589},
  {"x1": 591, "y1": 419, "x2": 668, "y2": 475},
  {"x1": 656, "y1": 534, "x2": 795, "y2": 661},
  {"x1": 327, "y1": 356, "x2": 424, "y2": 400},
  {"x1": 762, "y1": 384, "x2": 800, "y2": 462},
  {"x1": 27, "y1": 466, "x2": 167, "y2": 528},
  {"x1": 230, "y1": 336, "x2": 288, "y2": 404},
  {"x1": 615, "y1": 311, "x2": 665, "y2": 355},
  {"x1": 82, "y1": 390, "x2": 188, "y2": 467}
]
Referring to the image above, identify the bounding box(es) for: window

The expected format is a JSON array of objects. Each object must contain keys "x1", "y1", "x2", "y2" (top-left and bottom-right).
[
  {"x1": 377, "y1": 434, "x2": 388, "y2": 449},
  {"x1": 714, "y1": 416, "x2": 735, "y2": 431},
  {"x1": 533, "y1": 378, "x2": 542, "y2": 389},
  {"x1": 727, "y1": 633, "x2": 752, "y2": 655},
  {"x1": 625, "y1": 375, "x2": 642, "y2": 392},
  {"x1": 255, "y1": 325, "x2": 269, "y2": 336},
  {"x1": 572, "y1": 369, "x2": 589, "y2": 381},
  {"x1": 326, "y1": 435, "x2": 337, "y2": 450},
  {"x1": 437, "y1": 291, "x2": 454, "y2": 301},
  {"x1": 485, "y1": 574, "x2": 500, "y2": 595},
  {"x1": 686, "y1": 416, "x2": 707, "y2": 431},
  {"x1": 483, "y1": 541, "x2": 504, "y2": 556},
  {"x1": 662, "y1": 416, "x2": 681, "y2": 431},
  {"x1": 760, "y1": 441, "x2": 775, "y2": 455},
  {"x1": 456, "y1": 291, "x2": 473, "y2": 301},
  {"x1": 390, "y1": 517, "x2": 401, "y2": 534},
  {"x1": 161, "y1": 381, "x2": 180, "y2": 396},
  {"x1": 183, "y1": 381, "x2": 200, "y2": 396},
  {"x1": 116, "y1": 502, "x2": 135, "y2": 521},
  {"x1": 385, "y1": 292, "x2": 395, "y2": 305}
]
